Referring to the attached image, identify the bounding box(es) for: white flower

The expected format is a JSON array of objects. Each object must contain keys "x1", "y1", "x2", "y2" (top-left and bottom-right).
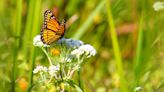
[
  {"x1": 134, "y1": 86, "x2": 142, "y2": 92},
  {"x1": 33, "y1": 65, "x2": 48, "y2": 74},
  {"x1": 71, "y1": 44, "x2": 96, "y2": 58},
  {"x1": 71, "y1": 49, "x2": 84, "y2": 58},
  {"x1": 79, "y1": 44, "x2": 96, "y2": 58},
  {"x1": 33, "y1": 35, "x2": 50, "y2": 47},
  {"x1": 48, "y1": 64, "x2": 60, "y2": 76},
  {"x1": 153, "y1": 1, "x2": 164, "y2": 11}
]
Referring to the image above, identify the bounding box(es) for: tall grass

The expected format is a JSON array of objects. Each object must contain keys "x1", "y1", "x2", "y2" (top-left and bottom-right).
[
  {"x1": 12, "y1": 0, "x2": 22, "y2": 91},
  {"x1": 27, "y1": 0, "x2": 42, "y2": 91},
  {"x1": 133, "y1": 12, "x2": 144, "y2": 88},
  {"x1": 133, "y1": 1, "x2": 156, "y2": 90},
  {"x1": 72, "y1": 0, "x2": 105, "y2": 90},
  {"x1": 72, "y1": 0, "x2": 105, "y2": 39},
  {"x1": 0, "y1": 0, "x2": 163, "y2": 91},
  {"x1": 105, "y1": 0, "x2": 128, "y2": 92},
  {"x1": 23, "y1": 0, "x2": 35, "y2": 61}
]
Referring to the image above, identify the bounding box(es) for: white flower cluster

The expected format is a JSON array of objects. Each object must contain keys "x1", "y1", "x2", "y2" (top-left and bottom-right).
[
  {"x1": 33, "y1": 64, "x2": 60, "y2": 76},
  {"x1": 153, "y1": 1, "x2": 164, "y2": 11},
  {"x1": 33, "y1": 34, "x2": 97, "y2": 85},
  {"x1": 48, "y1": 64, "x2": 60, "y2": 76},
  {"x1": 33, "y1": 65, "x2": 48, "y2": 74},
  {"x1": 33, "y1": 35, "x2": 50, "y2": 47},
  {"x1": 71, "y1": 44, "x2": 96, "y2": 58}
]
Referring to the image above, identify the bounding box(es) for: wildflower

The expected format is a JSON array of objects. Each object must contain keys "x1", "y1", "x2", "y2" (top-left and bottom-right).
[
  {"x1": 33, "y1": 10, "x2": 97, "y2": 91},
  {"x1": 18, "y1": 78, "x2": 28, "y2": 92},
  {"x1": 134, "y1": 86, "x2": 142, "y2": 92},
  {"x1": 71, "y1": 49, "x2": 84, "y2": 58},
  {"x1": 71, "y1": 44, "x2": 96, "y2": 58},
  {"x1": 57, "y1": 37, "x2": 84, "y2": 48},
  {"x1": 33, "y1": 65, "x2": 48, "y2": 74},
  {"x1": 50, "y1": 48, "x2": 60, "y2": 56},
  {"x1": 33, "y1": 35, "x2": 50, "y2": 47},
  {"x1": 153, "y1": 1, "x2": 164, "y2": 11},
  {"x1": 48, "y1": 64, "x2": 60, "y2": 76},
  {"x1": 79, "y1": 44, "x2": 96, "y2": 58}
]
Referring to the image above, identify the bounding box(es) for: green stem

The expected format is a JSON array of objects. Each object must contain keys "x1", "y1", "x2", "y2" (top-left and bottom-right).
[
  {"x1": 67, "y1": 58, "x2": 83, "y2": 79},
  {"x1": 23, "y1": 0, "x2": 35, "y2": 61},
  {"x1": 105, "y1": 0, "x2": 128, "y2": 92},
  {"x1": 77, "y1": 57, "x2": 83, "y2": 90},
  {"x1": 28, "y1": 47, "x2": 36, "y2": 91},
  {"x1": 41, "y1": 47, "x2": 53, "y2": 65},
  {"x1": 78, "y1": 69, "x2": 82, "y2": 90},
  {"x1": 12, "y1": 46, "x2": 18, "y2": 92},
  {"x1": 27, "y1": 0, "x2": 42, "y2": 91},
  {"x1": 60, "y1": 63, "x2": 63, "y2": 81},
  {"x1": 11, "y1": 0, "x2": 22, "y2": 91}
]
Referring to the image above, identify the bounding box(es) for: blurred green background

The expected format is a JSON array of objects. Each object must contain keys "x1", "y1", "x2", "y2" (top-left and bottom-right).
[{"x1": 0, "y1": 0, "x2": 164, "y2": 92}]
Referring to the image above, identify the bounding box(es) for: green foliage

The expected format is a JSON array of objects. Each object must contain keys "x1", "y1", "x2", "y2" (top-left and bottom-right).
[
  {"x1": 105, "y1": 0, "x2": 128, "y2": 91},
  {"x1": 0, "y1": 0, "x2": 164, "y2": 92}
]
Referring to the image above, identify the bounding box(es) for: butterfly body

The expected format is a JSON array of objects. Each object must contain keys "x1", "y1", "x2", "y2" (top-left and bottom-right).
[{"x1": 41, "y1": 10, "x2": 65, "y2": 45}]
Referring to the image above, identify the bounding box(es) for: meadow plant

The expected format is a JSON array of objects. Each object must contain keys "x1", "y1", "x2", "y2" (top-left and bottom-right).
[
  {"x1": 153, "y1": 1, "x2": 164, "y2": 11},
  {"x1": 134, "y1": 86, "x2": 142, "y2": 92},
  {"x1": 32, "y1": 35, "x2": 96, "y2": 91}
]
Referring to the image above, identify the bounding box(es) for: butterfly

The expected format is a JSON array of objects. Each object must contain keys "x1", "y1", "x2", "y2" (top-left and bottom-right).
[{"x1": 41, "y1": 10, "x2": 65, "y2": 45}]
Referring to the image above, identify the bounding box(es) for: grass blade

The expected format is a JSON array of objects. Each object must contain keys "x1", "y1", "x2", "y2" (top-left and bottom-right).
[
  {"x1": 133, "y1": 12, "x2": 144, "y2": 87},
  {"x1": 72, "y1": 0, "x2": 105, "y2": 39},
  {"x1": 11, "y1": 0, "x2": 22, "y2": 91},
  {"x1": 27, "y1": 0, "x2": 42, "y2": 91},
  {"x1": 23, "y1": 0, "x2": 35, "y2": 60},
  {"x1": 105, "y1": 0, "x2": 128, "y2": 92}
]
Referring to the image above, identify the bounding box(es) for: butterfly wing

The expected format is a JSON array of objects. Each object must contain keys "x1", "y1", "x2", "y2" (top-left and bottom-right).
[
  {"x1": 47, "y1": 19, "x2": 60, "y2": 32},
  {"x1": 58, "y1": 19, "x2": 65, "y2": 36},
  {"x1": 41, "y1": 10, "x2": 65, "y2": 45},
  {"x1": 41, "y1": 29, "x2": 61, "y2": 45}
]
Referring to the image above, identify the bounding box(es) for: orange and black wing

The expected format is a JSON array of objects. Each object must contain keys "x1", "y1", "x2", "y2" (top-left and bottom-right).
[
  {"x1": 41, "y1": 10, "x2": 65, "y2": 45},
  {"x1": 41, "y1": 29, "x2": 61, "y2": 45}
]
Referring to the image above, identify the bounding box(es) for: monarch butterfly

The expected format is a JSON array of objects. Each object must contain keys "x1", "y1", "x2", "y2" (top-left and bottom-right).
[{"x1": 41, "y1": 10, "x2": 65, "y2": 45}]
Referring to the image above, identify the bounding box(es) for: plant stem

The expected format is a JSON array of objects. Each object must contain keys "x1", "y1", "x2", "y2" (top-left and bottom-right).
[
  {"x1": 27, "y1": 0, "x2": 42, "y2": 91},
  {"x1": 12, "y1": 0, "x2": 22, "y2": 91},
  {"x1": 42, "y1": 47, "x2": 53, "y2": 65},
  {"x1": 78, "y1": 69, "x2": 82, "y2": 90},
  {"x1": 105, "y1": 0, "x2": 129, "y2": 92},
  {"x1": 77, "y1": 57, "x2": 83, "y2": 90},
  {"x1": 29, "y1": 48, "x2": 36, "y2": 84},
  {"x1": 68, "y1": 59, "x2": 83, "y2": 78},
  {"x1": 23, "y1": 0, "x2": 35, "y2": 61}
]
